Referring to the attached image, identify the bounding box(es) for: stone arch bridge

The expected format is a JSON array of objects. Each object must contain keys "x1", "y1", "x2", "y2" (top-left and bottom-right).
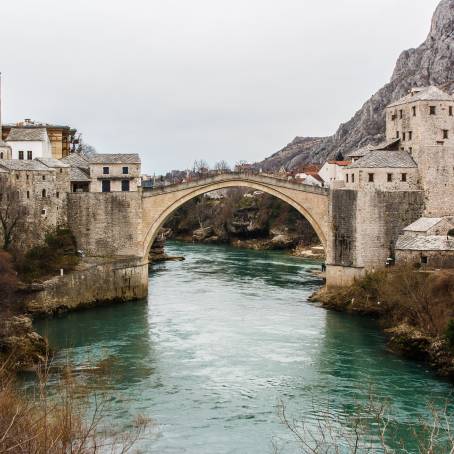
[
  {"x1": 67, "y1": 172, "x2": 425, "y2": 293},
  {"x1": 141, "y1": 173, "x2": 330, "y2": 257}
]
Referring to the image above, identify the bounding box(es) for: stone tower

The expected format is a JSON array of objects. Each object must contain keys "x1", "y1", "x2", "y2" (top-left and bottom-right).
[{"x1": 385, "y1": 86, "x2": 454, "y2": 216}]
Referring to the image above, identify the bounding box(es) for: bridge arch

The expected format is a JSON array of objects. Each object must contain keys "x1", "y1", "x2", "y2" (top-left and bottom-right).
[{"x1": 141, "y1": 174, "x2": 330, "y2": 258}]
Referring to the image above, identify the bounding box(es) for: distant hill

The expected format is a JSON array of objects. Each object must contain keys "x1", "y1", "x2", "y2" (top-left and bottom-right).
[{"x1": 257, "y1": 0, "x2": 454, "y2": 171}]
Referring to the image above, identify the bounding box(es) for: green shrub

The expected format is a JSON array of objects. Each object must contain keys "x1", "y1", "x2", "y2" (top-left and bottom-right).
[{"x1": 17, "y1": 228, "x2": 79, "y2": 282}]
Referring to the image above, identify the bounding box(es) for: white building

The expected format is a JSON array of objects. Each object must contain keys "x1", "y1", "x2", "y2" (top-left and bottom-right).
[
  {"x1": 318, "y1": 160, "x2": 351, "y2": 186},
  {"x1": 5, "y1": 127, "x2": 52, "y2": 160}
]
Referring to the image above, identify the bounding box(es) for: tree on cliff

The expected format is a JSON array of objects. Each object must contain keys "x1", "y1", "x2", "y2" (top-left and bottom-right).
[{"x1": 0, "y1": 178, "x2": 28, "y2": 250}]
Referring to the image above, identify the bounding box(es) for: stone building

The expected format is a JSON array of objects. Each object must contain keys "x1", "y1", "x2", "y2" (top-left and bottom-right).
[
  {"x1": 61, "y1": 153, "x2": 91, "y2": 192},
  {"x1": 385, "y1": 86, "x2": 454, "y2": 216},
  {"x1": 2, "y1": 119, "x2": 78, "y2": 160},
  {"x1": 344, "y1": 150, "x2": 419, "y2": 191},
  {"x1": 0, "y1": 159, "x2": 70, "y2": 248},
  {"x1": 395, "y1": 217, "x2": 454, "y2": 269},
  {"x1": 61, "y1": 152, "x2": 141, "y2": 192},
  {"x1": 87, "y1": 154, "x2": 141, "y2": 192},
  {"x1": 318, "y1": 160, "x2": 351, "y2": 186}
]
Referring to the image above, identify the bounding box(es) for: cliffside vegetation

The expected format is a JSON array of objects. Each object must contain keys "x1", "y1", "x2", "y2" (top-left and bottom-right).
[{"x1": 313, "y1": 266, "x2": 454, "y2": 379}]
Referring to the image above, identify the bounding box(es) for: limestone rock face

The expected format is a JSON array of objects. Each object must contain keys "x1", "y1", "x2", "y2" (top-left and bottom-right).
[{"x1": 259, "y1": 0, "x2": 454, "y2": 170}]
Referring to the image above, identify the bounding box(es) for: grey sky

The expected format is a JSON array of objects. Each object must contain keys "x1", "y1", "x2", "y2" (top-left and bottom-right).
[{"x1": 1, "y1": 0, "x2": 440, "y2": 174}]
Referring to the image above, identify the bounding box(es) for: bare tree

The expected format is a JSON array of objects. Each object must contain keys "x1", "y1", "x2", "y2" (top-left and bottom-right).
[
  {"x1": 213, "y1": 160, "x2": 231, "y2": 173},
  {"x1": 0, "y1": 177, "x2": 27, "y2": 250},
  {"x1": 192, "y1": 159, "x2": 210, "y2": 175}
]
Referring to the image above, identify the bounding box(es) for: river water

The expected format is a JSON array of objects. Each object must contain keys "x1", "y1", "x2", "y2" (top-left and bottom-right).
[{"x1": 34, "y1": 241, "x2": 453, "y2": 453}]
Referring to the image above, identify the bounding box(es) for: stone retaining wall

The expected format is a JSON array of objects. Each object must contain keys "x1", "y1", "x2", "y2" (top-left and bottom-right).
[{"x1": 26, "y1": 257, "x2": 148, "y2": 316}]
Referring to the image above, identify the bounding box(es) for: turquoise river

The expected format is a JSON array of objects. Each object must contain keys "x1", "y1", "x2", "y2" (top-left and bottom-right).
[{"x1": 34, "y1": 241, "x2": 453, "y2": 453}]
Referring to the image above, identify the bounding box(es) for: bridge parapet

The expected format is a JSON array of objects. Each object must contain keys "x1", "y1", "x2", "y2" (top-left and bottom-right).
[{"x1": 142, "y1": 173, "x2": 329, "y2": 198}]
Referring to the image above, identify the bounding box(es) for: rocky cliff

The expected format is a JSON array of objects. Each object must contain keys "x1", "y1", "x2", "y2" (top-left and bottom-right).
[{"x1": 258, "y1": 0, "x2": 454, "y2": 170}]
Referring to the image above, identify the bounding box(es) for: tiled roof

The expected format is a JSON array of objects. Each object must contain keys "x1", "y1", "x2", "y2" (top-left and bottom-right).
[
  {"x1": 388, "y1": 86, "x2": 454, "y2": 108},
  {"x1": 69, "y1": 166, "x2": 90, "y2": 182},
  {"x1": 61, "y1": 153, "x2": 90, "y2": 169},
  {"x1": 0, "y1": 159, "x2": 51, "y2": 171},
  {"x1": 327, "y1": 160, "x2": 351, "y2": 166},
  {"x1": 89, "y1": 153, "x2": 141, "y2": 164},
  {"x1": 396, "y1": 234, "x2": 454, "y2": 251},
  {"x1": 35, "y1": 157, "x2": 70, "y2": 168},
  {"x1": 403, "y1": 217, "x2": 443, "y2": 233},
  {"x1": 6, "y1": 127, "x2": 49, "y2": 142},
  {"x1": 349, "y1": 150, "x2": 417, "y2": 169}
]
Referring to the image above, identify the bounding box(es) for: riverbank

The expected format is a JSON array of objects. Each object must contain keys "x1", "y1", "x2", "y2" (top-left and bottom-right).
[{"x1": 311, "y1": 267, "x2": 454, "y2": 380}]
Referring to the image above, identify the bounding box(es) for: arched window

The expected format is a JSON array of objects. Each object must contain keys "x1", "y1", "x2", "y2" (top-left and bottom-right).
[{"x1": 448, "y1": 229, "x2": 454, "y2": 238}]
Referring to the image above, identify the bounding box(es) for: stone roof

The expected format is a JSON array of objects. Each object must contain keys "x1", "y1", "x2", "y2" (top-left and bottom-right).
[
  {"x1": 403, "y1": 217, "x2": 443, "y2": 233},
  {"x1": 61, "y1": 153, "x2": 90, "y2": 169},
  {"x1": 35, "y1": 157, "x2": 70, "y2": 168},
  {"x1": 6, "y1": 127, "x2": 49, "y2": 142},
  {"x1": 387, "y1": 86, "x2": 454, "y2": 108},
  {"x1": 89, "y1": 153, "x2": 141, "y2": 164},
  {"x1": 69, "y1": 166, "x2": 90, "y2": 182},
  {"x1": 396, "y1": 234, "x2": 454, "y2": 251},
  {"x1": 349, "y1": 150, "x2": 417, "y2": 169},
  {"x1": 346, "y1": 139, "x2": 400, "y2": 158},
  {"x1": 0, "y1": 159, "x2": 51, "y2": 171}
]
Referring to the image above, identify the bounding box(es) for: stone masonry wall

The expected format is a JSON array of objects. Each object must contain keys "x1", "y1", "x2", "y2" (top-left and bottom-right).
[
  {"x1": 329, "y1": 189, "x2": 357, "y2": 266},
  {"x1": 355, "y1": 190, "x2": 425, "y2": 268},
  {"x1": 68, "y1": 192, "x2": 143, "y2": 257},
  {"x1": 26, "y1": 257, "x2": 148, "y2": 315},
  {"x1": 396, "y1": 249, "x2": 454, "y2": 269}
]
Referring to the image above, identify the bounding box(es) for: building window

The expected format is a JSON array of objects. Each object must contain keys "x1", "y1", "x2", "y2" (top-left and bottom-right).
[
  {"x1": 401, "y1": 173, "x2": 407, "y2": 182},
  {"x1": 26, "y1": 191, "x2": 30, "y2": 199},
  {"x1": 403, "y1": 132, "x2": 406, "y2": 141},
  {"x1": 412, "y1": 106, "x2": 416, "y2": 116},
  {"x1": 27, "y1": 150, "x2": 32, "y2": 160},
  {"x1": 15, "y1": 174, "x2": 19, "y2": 180},
  {"x1": 408, "y1": 131, "x2": 412, "y2": 140},
  {"x1": 368, "y1": 173, "x2": 374, "y2": 182},
  {"x1": 103, "y1": 166, "x2": 110, "y2": 175},
  {"x1": 56, "y1": 191, "x2": 60, "y2": 198},
  {"x1": 121, "y1": 180, "x2": 130, "y2": 192},
  {"x1": 352, "y1": 173, "x2": 355, "y2": 183},
  {"x1": 42, "y1": 189, "x2": 47, "y2": 198},
  {"x1": 387, "y1": 173, "x2": 393, "y2": 182},
  {"x1": 450, "y1": 106, "x2": 453, "y2": 116},
  {"x1": 396, "y1": 131, "x2": 400, "y2": 138},
  {"x1": 0, "y1": 152, "x2": 3, "y2": 159},
  {"x1": 443, "y1": 129, "x2": 449, "y2": 139},
  {"x1": 346, "y1": 174, "x2": 349, "y2": 183},
  {"x1": 430, "y1": 106, "x2": 436, "y2": 115},
  {"x1": 399, "y1": 110, "x2": 403, "y2": 119},
  {"x1": 60, "y1": 168, "x2": 63, "y2": 173},
  {"x1": 42, "y1": 175, "x2": 46, "y2": 181},
  {"x1": 122, "y1": 166, "x2": 129, "y2": 175},
  {"x1": 18, "y1": 150, "x2": 24, "y2": 160},
  {"x1": 409, "y1": 147, "x2": 413, "y2": 153},
  {"x1": 391, "y1": 114, "x2": 397, "y2": 120},
  {"x1": 26, "y1": 174, "x2": 29, "y2": 181},
  {"x1": 102, "y1": 180, "x2": 111, "y2": 192},
  {"x1": 421, "y1": 255, "x2": 428, "y2": 265}
]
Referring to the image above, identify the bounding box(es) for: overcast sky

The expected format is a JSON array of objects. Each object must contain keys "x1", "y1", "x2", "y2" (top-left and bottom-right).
[{"x1": 0, "y1": 0, "x2": 440, "y2": 174}]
